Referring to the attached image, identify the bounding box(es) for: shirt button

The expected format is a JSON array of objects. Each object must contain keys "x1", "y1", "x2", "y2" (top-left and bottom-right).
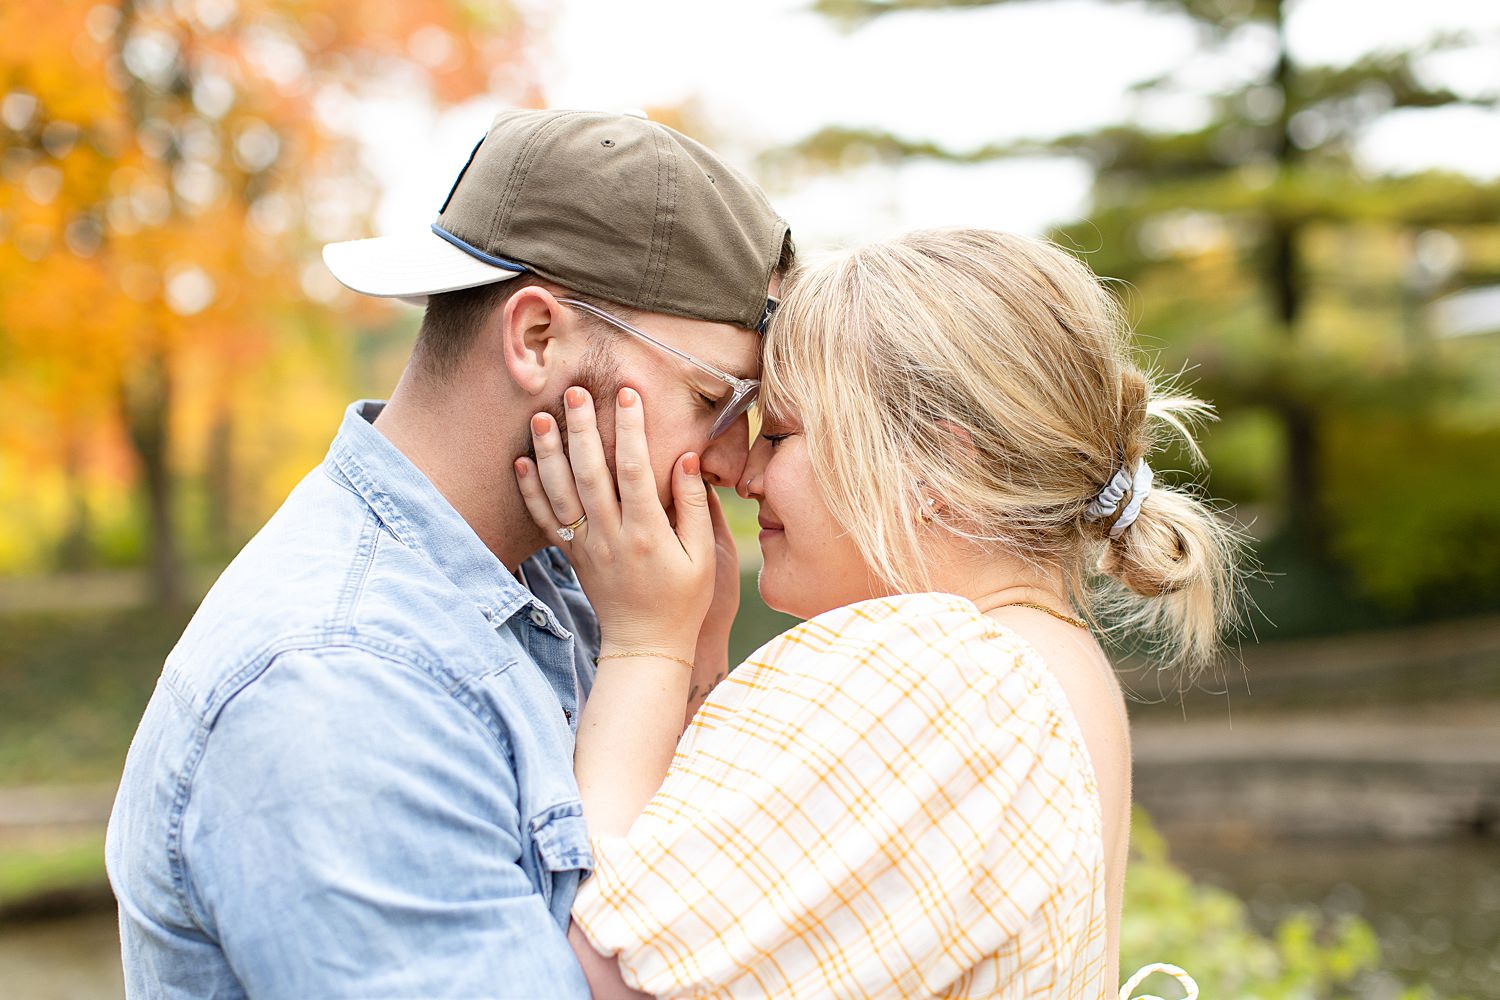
[{"x1": 529, "y1": 609, "x2": 548, "y2": 628}]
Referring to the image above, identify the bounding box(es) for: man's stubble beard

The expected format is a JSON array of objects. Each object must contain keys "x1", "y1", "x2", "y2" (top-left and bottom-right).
[{"x1": 522, "y1": 339, "x2": 621, "y2": 470}]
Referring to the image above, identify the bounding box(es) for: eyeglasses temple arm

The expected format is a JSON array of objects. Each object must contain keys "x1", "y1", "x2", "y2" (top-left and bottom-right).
[{"x1": 557, "y1": 298, "x2": 756, "y2": 392}]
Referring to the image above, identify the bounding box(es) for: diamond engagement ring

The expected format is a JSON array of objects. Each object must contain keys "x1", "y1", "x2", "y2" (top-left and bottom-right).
[{"x1": 557, "y1": 514, "x2": 587, "y2": 542}]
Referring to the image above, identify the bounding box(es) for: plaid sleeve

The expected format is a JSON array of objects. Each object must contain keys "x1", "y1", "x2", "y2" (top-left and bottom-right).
[{"x1": 571, "y1": 594, "x2": 1109, "y2": 999}]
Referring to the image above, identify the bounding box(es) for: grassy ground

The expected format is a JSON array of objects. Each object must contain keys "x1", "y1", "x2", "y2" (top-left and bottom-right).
[
  {"x1": 0, "y1": 832, "x2": 108, "y2": 909},
  {"x1": 0, "y1": 606, "x2": 193, "y2": 786}
]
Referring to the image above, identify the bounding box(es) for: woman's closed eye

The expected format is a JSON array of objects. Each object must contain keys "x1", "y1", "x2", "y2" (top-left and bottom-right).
[{"x1": 758, "y1": 409, "x2": 802, "y2": 446}]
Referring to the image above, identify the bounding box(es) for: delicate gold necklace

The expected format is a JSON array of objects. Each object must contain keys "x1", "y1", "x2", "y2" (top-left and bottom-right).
[{"x1": 990, "y1": 601, "x2": 1089, "y2": 630}]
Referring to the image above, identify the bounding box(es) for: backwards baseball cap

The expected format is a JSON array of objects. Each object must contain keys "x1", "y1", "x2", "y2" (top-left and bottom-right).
[{"x1": 323, "y1": 109, "x2": 789, "y2": 333}]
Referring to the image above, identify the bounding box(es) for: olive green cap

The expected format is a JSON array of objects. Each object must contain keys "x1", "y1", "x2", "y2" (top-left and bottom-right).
[{"x1": 323, "y1": 109, "x2": 789, "y2": 332}]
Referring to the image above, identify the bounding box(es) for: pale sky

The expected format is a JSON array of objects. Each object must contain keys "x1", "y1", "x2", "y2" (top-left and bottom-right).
[{"x1": 358, "y1": 0, "x2": 1500, "y2": 253}]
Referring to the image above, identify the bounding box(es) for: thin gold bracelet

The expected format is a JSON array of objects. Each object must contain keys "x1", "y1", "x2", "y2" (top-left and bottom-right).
[{"x1": 595, "y1": 650, "x2": 695, "y2": 670}]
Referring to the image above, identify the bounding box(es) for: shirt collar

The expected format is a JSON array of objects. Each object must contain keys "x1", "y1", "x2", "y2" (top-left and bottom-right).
[{"x1": 323, "y1": 400, "x2": 546, "y2": 629}]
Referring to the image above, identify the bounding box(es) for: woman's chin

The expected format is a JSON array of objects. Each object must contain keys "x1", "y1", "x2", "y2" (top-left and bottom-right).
[
  {"x1": 756, "y1": 564, "x2": 827, "y2": 622},
  {"x1": 755, "y1": 564, "x2": 797, "y2": 618}
]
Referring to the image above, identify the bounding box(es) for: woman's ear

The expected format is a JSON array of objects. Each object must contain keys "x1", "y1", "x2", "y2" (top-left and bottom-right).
[
  {"x1": 915, "y1": 420, "x2": 980, "y2": 524},
  {"x1": 916, "y1": 485, "x2": 938, "y2": 524},
  {"x1": 499, "y1": 285, "x2": 568, "y2": 397},
  {"x1": 906, "y1": 482, "x2": 942, "y2": 527}
]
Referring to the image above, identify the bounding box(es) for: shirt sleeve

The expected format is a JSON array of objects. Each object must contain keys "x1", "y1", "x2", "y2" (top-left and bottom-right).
[
  {"x1": 571, "y1": 596, "x2": 1106, "y2": 999},
  {"x1": 181, "y1": 647, "x2": 590, "y2": 1000}
]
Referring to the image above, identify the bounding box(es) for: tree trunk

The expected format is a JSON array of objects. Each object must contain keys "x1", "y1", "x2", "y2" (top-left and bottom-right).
[
  {"x1": 120, "y1": 350, "x2": 184, "y2": 608},
  {"x1": 110, "y1": 1, "x2": 184, "y2": 607},
  {"x1": 1268, "y1": 0, "x2": 1325, "y2": 554},
  {"x1": 1265, "y1": 216, "x2": 1323, "y2": 550},
  {"x1": 205, "y1": 406, "x2": 234, "y2": 554},
  {"x1": 56, "y1": 428, "x2": 92, "y2": 571},
  {"x1": 1280, "y1": 398, "x2": 1321, "y2": 547}
]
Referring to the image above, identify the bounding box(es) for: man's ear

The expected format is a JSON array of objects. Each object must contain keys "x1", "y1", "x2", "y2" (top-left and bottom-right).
[{"x1": 499, "y1": 285, "x2": 569, "y2": 397}]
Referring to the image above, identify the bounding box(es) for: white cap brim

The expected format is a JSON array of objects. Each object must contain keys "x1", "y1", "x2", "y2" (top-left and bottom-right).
[{"x1": 322, "y1": 229, "x2": 525, "y2": 306}]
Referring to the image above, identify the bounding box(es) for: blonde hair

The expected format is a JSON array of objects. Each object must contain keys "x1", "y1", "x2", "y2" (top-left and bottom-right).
[{"x1": 761, "y1": 228, "x2": 1243, "y2": 674}]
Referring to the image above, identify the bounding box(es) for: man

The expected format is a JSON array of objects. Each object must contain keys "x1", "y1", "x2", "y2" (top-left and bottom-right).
[{"x1": 106, "y1": 108, "x2": 792, "y2": 998}]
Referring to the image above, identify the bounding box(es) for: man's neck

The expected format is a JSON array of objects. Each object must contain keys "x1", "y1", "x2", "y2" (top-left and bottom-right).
[{"x1": 373, "y1": 371, "x2": 546, "y2": 574}]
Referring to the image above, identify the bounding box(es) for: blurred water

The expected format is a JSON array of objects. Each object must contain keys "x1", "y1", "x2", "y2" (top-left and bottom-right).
[{"x1": 1173, "y1": 836, "x2": 1500, "y2": 998}]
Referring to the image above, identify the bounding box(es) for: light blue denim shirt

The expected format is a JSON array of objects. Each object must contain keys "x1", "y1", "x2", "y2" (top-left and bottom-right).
[{"x1": 106, "y1": 401, "x2": 598, "y2": 999}]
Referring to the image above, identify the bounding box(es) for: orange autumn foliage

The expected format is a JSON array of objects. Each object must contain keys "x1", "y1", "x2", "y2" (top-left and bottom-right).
[{"x1": 0, "y1": 0, "x2": 538, "y2": 585}]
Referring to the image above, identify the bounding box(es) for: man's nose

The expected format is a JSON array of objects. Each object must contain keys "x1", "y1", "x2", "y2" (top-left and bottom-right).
[{"x1": 699, "y1": 419, "x2": 752, "y2": 489}]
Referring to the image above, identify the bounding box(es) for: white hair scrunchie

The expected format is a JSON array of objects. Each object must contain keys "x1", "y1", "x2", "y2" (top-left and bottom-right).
[{"x1": 1087, "y1": 458, "x2": 1154, "y2": 539}]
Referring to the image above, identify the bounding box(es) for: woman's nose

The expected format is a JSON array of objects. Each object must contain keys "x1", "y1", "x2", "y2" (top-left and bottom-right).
[{"x1": 737, "y1": 438, "x2": 770, "y2": 499}]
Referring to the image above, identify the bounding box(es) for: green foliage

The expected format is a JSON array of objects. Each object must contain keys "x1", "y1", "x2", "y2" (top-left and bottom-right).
[
  {"x1": 0, "y1": 605, "x2": 190, "y2": 785},
  {"x1": 1324, "y1": 419, "x2": 1500, "y2": 612},
  {"x1": 1123, "y1": 810, "x2": 1440, "y2": 999}
]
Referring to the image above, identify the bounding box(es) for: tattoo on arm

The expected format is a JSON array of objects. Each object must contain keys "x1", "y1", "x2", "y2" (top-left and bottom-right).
[{"x1": 687, "y1": 671, "x2": 729, "y2": 710}]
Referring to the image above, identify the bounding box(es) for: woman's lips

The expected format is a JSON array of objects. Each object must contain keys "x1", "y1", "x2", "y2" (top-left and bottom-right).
[{"x1": 757, "y1": 515, "x2": 784, "y2": 538}]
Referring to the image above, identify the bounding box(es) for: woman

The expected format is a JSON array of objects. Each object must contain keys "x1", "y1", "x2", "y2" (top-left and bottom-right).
[{"x1": 514, "y1": 229, "x2": 1232, "y2": 998}]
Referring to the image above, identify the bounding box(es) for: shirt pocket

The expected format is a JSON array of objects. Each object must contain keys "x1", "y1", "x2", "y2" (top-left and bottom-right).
[{"x1": 528, "y1": 800, "x2": 593, "y2": 921}]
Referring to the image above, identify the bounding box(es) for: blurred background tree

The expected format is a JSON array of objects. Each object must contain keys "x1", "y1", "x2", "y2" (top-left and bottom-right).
[
  {"x1": 0, "y1": 0, "x2": 537, "y2": 605},
  {"x1": 774, "y1": 0, "x2": 1500, "y2": 631}
]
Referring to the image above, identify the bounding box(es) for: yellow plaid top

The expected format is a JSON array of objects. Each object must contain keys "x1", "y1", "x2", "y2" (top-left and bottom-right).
[{"x1": 573, "y1": 593, "x2": 1110, "y2": 999}]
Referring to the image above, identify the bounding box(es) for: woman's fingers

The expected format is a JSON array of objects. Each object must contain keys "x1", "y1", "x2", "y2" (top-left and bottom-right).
[
  {"x1": 514, "y1": 456, "x2": 562, "y2": 537},
  {"x1": 523, "y1": 387, "x2": 710, "y2": 582},
  {"x1": 612, "y1": 387, "x2": 666, "y2": 527},
  {"x1": 520, "y1": 388, "x2": 717, "y2": 657},
  {"x1": 530, "y1": 411, "x2": 588, "y2": 530},
  {"x1": 561, "y1": 387, "x2": 622, "y2": 535},
  {"x1": 611, "y1": 388, "x2": 709, "y2": 565},
  {"x1": 670, "y1": 452, "x2": 713, "y2": 565}
]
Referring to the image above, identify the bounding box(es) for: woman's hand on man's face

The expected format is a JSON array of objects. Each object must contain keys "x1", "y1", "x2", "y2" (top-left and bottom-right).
[{"x1": 515, "y1": 386, "x2": 716, "y2": 659}]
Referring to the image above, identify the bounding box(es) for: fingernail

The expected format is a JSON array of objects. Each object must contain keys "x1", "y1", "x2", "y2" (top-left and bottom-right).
[
  {"x1": 565, "y1": 387, "x2": 586, "y2": 409},
  {"x1": 531, "y1": 413, "x2": 550, "y2": 435},
  {"x1": 619, "y1": 387, "x2": 637, "y2": 407},
  {"x1": 514, "y1": 459, "x2": 528, "y2": 478},
  {"x1": 684, "y1": 453, "x2": 700, "y2": 476}
]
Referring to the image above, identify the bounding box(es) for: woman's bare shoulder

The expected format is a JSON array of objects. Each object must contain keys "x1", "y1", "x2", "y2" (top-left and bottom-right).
[{"x1": 982, "y1": 612, "x2": 1133, "y2": 791}]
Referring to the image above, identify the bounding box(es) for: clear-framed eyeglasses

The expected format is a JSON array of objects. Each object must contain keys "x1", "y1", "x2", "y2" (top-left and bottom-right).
[{"x1": 557, "y1": 297, "x2": 761, "y2": 440}]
